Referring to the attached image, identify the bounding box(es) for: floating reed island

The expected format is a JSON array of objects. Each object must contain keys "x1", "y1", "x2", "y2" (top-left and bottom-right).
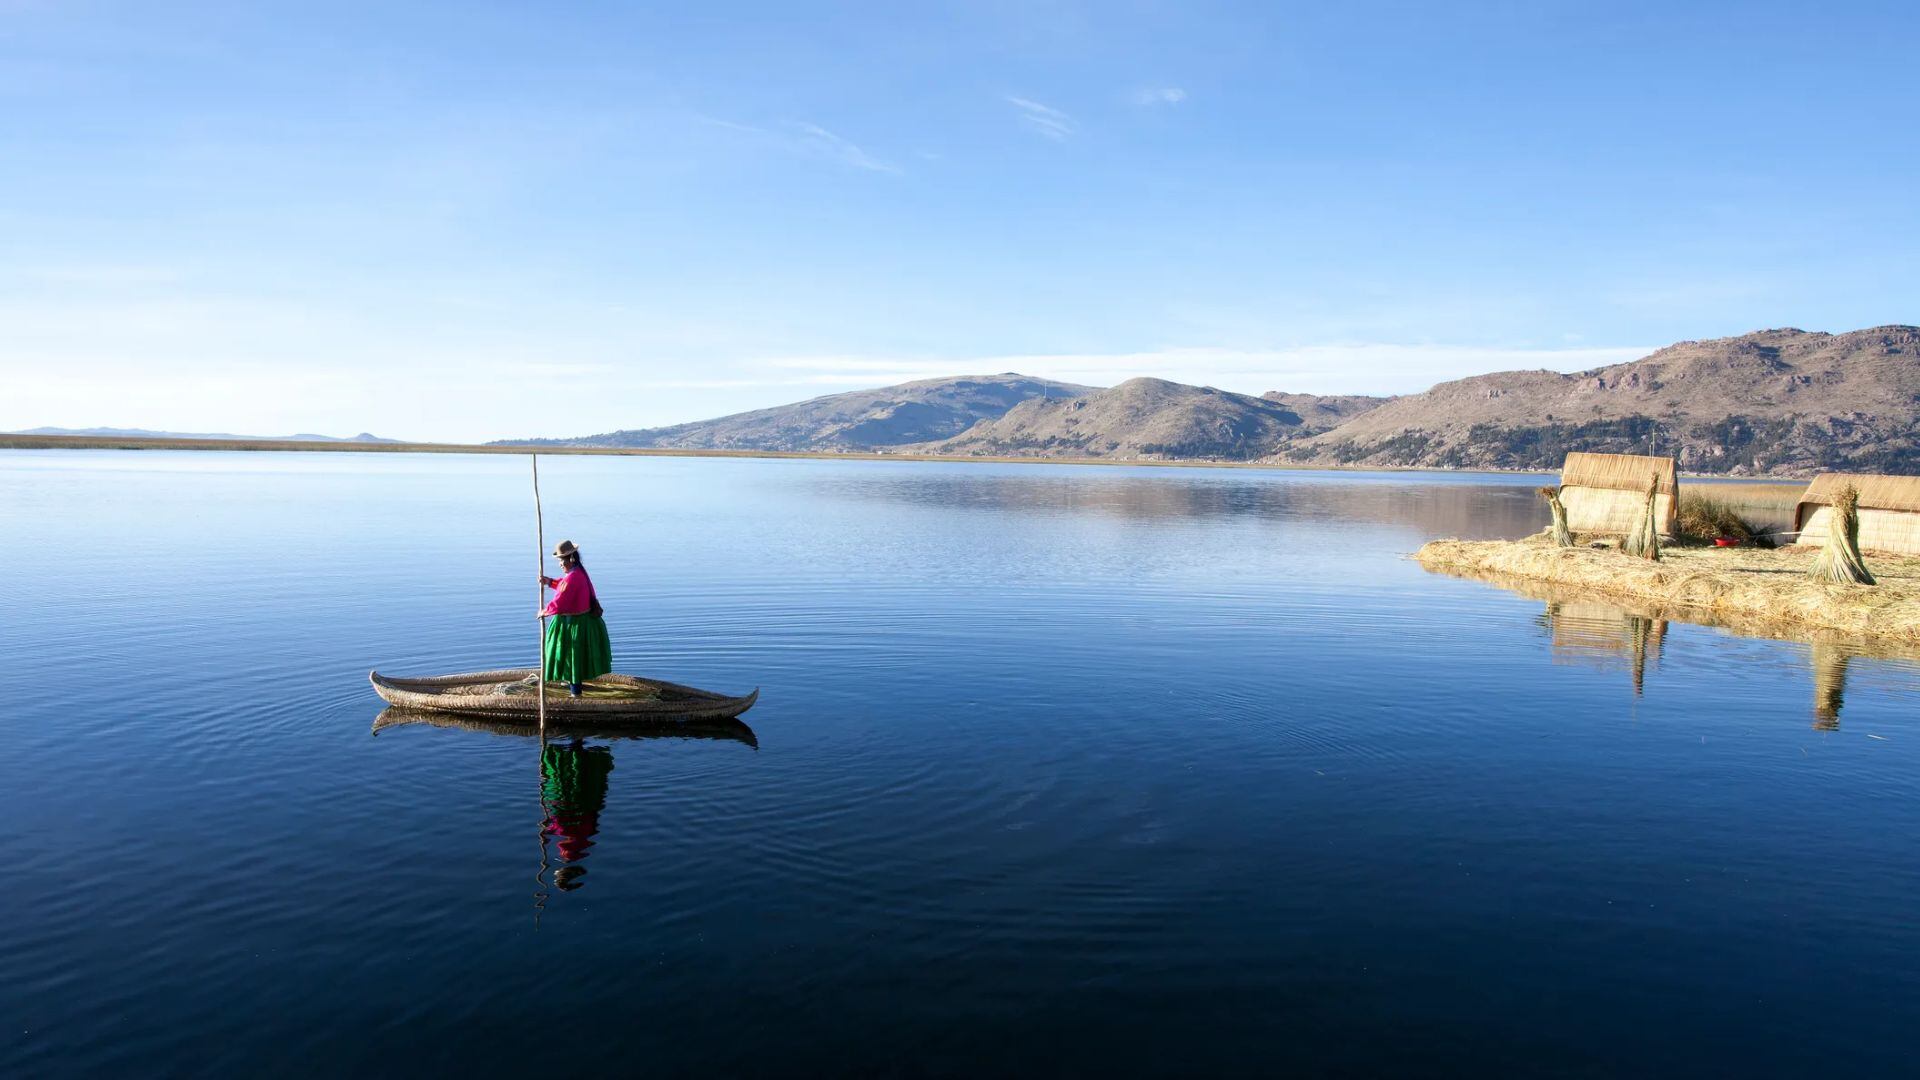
[
  {"x1": 1419, "y1": 453, "x2": 1920, "y2": 644},
  {"x1": 1419, "y1": 536, "x2": 1920, "y2": 643}
]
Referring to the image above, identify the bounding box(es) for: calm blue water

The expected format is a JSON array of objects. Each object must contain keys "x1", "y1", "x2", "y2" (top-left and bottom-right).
[{"x1": 3, "y1": 451, "x2": 1918, "y2": 1076}]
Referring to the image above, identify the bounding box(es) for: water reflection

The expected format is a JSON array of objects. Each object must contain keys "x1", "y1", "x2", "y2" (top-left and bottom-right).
[
  {"x1": 1452, "y1": 572, "x2": 1920, "y2": 728},
  {"x1": 1537, "y1": 600, "x2": 1667, "y2": 695},
  {"x1": 1812, "y1": 643, "x2": 1850, "y2": 731},
  {"x1": 370, "y1": 709, "x2": 757, "y2": 903},
  {"x1": 818, "y1": 471, "x2": 1549, "y2": 539},
  {"x1": 542, "y1": 740, "x2": 613, "y2": 891}
]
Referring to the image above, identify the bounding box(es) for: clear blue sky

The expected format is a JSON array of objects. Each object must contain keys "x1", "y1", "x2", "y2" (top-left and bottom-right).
[{"x1": 3, "y1": 1, "x2": 1914, "y2": 440}]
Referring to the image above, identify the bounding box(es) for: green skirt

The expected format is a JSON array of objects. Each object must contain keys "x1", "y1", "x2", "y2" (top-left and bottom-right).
[{"x1": 543, "y1": 612, "x2": 613, "y2": 684}]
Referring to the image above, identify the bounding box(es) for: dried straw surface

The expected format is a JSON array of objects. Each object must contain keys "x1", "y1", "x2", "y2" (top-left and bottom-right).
[
  {"x1": 1559, "y1": 452, "x2": 1678, "y2": 535},
  {"x1": 1793, "y1": 473, "x2": 1920, "y2": 555},
  {"x1": 1797, "y1": 508, "x2": 1920, "y2": 557},
  {"x1": 1795, "y1": 473, "x2": 1920, "y2": 520},
  {"x1": 1416, "y1": 535, "x2": 1920, "y2": 644},
  {"x1": 1561, "y1": 486, "x2": 1677, "y2": 536},
  {"x1": 1697, "y1": 482, "x2": 1804, "y2": 509},
  {"x1": 1561, "y1": 452, "x2": 1678, "y2": 495},
  {"x1": 1807, "y1": 485, "x2": 1875, "y2": 584}
]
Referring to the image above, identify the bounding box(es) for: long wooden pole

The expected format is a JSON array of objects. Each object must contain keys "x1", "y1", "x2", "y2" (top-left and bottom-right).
[{"x1": 533, "y1": 453, "x2": 547, "y2": 740}]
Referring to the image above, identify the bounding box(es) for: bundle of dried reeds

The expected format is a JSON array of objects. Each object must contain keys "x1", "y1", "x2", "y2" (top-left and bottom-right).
[
  {"x1": 1538, "y1": 486, "x2": 1573, "y2": 547},
  {"x1": 1621, "y1": 475, "x2": 1661, "y2": 561},
  {"x1": 1808, "y1": 484, "x2": 1875, "y2": 585}
]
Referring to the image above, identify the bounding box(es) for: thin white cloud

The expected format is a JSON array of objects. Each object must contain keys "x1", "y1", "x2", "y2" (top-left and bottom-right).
[
  {"x1": 699, "y1": 116, "x2": 766, "y2": 136},
  {"x1": 1132, "y1": 87, "x2": 1187, "y2": 106},
  {"x1": 792, "y1": 123, "x2": 901, "y2": 174},
  {"x1": 702, "y1": 115, "x2": 900, "y2": 174},
  {"x1": 1006, "y1": 96, "x2": 1074, "y2": 140}
]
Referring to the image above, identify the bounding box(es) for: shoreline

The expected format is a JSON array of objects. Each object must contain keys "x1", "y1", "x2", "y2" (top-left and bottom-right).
[
  {"x1": 1417, "y1": 536, "x2": 1920, "y2": 644},
  {"x1": 0, "y1": 433, "x2": 1818, "y2": 482}
]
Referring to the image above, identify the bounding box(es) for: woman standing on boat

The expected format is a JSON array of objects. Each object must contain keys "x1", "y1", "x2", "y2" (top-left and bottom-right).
[{"x1": 539, "y1": 540, "x2": 612, "y2": 697}]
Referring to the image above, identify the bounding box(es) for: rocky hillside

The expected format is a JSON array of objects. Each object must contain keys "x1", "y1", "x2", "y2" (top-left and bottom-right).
[
  {"x1": 1282, "y1": 326, "x2": 1920, "y2": 475},
  {"x1": 496, "y1": 326, "x2": 1919, "y2": 473},
  {"x1": 910, "y1": 377, "x2": 1348, "y2": 460},
  {"x1": 1260, "y1": 391, "x2": 1390, "y2": 430},
  {"x1": 502, "y1": 374, "x2": 1093, "y2": 451}
]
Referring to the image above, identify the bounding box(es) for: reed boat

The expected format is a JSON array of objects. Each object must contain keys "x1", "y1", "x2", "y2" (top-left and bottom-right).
[{"x1": 368, "y1": 668, "x2": 758, "y2": 721}]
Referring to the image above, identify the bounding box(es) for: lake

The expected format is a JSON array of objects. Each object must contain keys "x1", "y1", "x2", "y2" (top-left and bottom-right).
[{"x1": 3, "y1": 450, "x2": 1918, "y2": 1075}]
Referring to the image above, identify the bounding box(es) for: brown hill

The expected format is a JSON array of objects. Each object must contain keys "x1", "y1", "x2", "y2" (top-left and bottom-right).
[
  {"x1": 1284, "y1": 326, "x2": 1920, "y2": 475},
  {"x1": 913, "y1": 377, "x2": 1340, "y2": 460},
  {"x1": 500, "y1": 373, "x2": 1094, "y2": 451},
  {"x1": 1260, "y1": 391, "x2": 1391, "y2": 429}
]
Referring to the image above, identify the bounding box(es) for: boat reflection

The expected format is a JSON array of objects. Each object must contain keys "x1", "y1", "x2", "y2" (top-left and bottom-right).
[
  {"x1": 371, "y1": 708, "x2": 756, "y2": 905},
  {"x1": 370, "y1": 707, "x2": 759, "y2": 748}
]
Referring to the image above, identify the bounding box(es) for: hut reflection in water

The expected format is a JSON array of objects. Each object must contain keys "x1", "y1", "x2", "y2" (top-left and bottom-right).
[
  {"x1": 1476, "y1": 571, "x2": 1918, "y2": 729},
  {"x1": 1537, "y1": 599, "x2": 1667, "y2": 696}
]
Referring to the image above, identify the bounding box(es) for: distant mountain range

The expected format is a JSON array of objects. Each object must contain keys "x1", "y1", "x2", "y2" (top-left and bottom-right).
[
  {"x1": 500, "y1": 326, "x2": 1919, "y2": 475},
  {"x1": 501, "y1": 374, "x2": 1094, "y2": 451},
  {"x1": 910, "y1": 377, "x2": 1385, "y2": 459},
  {"x1": 492, "y1": 372, "x2": 1386, "y2": 459},
  {"x1": 1280, "y1": 325, "x2": 1920, "y2": 474},
  {"x1": 14, "y1": 427, "x2": 398, "y2": 443}
]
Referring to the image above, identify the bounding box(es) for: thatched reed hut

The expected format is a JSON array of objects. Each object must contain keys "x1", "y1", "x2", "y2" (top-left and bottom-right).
[
  {"x1": 1793, "y1": 474, "x2": 1920, "y2": 557},
  {"x1": 1558, "y1": 452, "x2": 1679, "y2": 536}
]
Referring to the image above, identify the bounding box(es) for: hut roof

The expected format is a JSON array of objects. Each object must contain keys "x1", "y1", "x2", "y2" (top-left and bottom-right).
[
  {"x1": 1560, "y1": 452, "x2": 1678, "y2": 495},
  {"x1": 1794, "y1": 473, "x2": 1920, "y2": 529}
]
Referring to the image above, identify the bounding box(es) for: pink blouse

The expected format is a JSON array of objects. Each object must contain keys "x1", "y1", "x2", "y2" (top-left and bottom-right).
[{"x1": 542, "y1": 567, "x2": 598, "y2": 617}]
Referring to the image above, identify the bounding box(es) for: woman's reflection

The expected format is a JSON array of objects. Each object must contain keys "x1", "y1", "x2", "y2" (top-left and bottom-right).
[
  {"x1": 541, "y1": 738, "x2": 615, "y2": 891},
  {"x1": 370, "y1": 707, "x2": 756, "y2": 912}
]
